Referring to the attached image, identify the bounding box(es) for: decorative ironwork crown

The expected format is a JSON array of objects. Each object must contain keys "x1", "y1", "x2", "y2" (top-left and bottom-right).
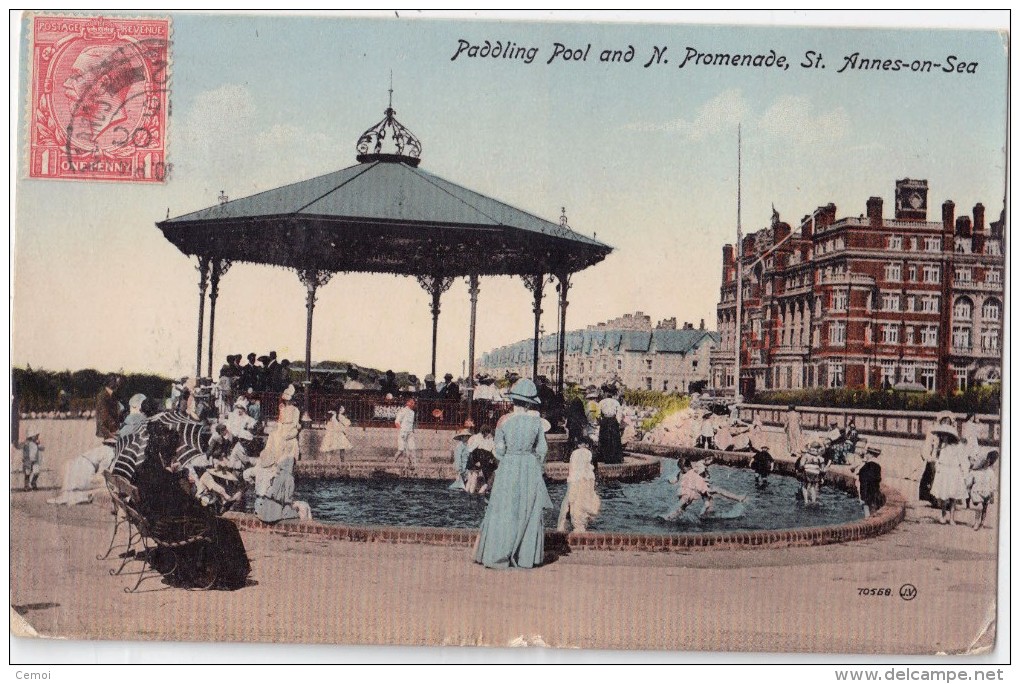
[{"x1": 355, "y1": 105, "x2": 422, "y2": 166}]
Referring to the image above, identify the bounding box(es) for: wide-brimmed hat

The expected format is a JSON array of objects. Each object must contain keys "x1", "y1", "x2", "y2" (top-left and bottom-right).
[
  {"x1": 453, "y1": 429, "x2": 472, "y2": 440},
  {"x1": 128, "y1": 393, "x2": 147, "y2": 409},
  {"x1": 806, "y1": 441, "x2": 824, "y2": 455},
  {"x1": 444, "y1": 373, "x2": 454, "y2": 380},
  {"x1": 541, "y1": 418, "x2": 552, "y2": 433},
  {"x1": 692, "y1": 460, "x2": 707, "y2": 474},
  {"x1": 930, "y1": 424, "x2": 959, "y2": 441},
  {"x1": 507, "y1": 378, "x2": 540, "y2": 405},
  {"x1": 424, "y1": 374, "x2": 435, "y2": 383},
  {"x1": 233, "y1": 397, "x2": 250, "y2": 409},
  {"x1": 281, "y1": 384, "x2": 296, "y2": 401},
  {"x1": 866, "y1": 446, "x2": 882, "y2": 457},
  {"x1": 26, "y1": 430, "x2": 40, "y2": 439}
]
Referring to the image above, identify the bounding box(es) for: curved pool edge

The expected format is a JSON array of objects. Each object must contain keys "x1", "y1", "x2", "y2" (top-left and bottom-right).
[
  {"x1": 293, "y1": 452, "x2": 661, "y2": 483},
  {"x1": 225, "y1": 483, "x2": 906, "y2": 553}
]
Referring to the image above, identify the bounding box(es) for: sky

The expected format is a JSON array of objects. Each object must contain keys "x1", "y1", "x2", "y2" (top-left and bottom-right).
[{"x1": 10, "y1": 11, "x2": 1009, "y2": 380}]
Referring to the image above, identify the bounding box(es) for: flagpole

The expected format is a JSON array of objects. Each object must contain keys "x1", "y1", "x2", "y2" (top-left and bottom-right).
[{"x1": 734, "y1": 124, "x2": 743, "y2": 401}]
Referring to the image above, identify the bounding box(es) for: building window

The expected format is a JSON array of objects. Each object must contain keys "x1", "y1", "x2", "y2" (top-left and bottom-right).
[
  {"x1": 954, "y1": 297, "x2": 973, "y2": 320},
  {"x1": 881, "y1": 292, "x2": 900, "y2": 312},
  {"x1": 955, "y1": 267, "x2": 972, "y2": 282},
  {"x1": 832, "y1": 290, "x2": 848, "y2": 311},
  {"x1": 954, "y1": 366, "x2": 969, "y2": 392},
  {"x1": 904, "y1": 326, "x2": 915, "y2": 345},
  {"x1": 924, "y1": 236, "x2": 942, "y2": 252},
  {"x1": 881, "y1": 360, "x2": 896, "y2": 388},
  {"x1": 981, "y1": 327, "x2": 1000, "y2": 352},
  {"x1": 881, "y1": 324, "x2": 899, "y2": 344},
  {"x1": 830, "y1": 321, "x2": 846, "y2": 345},
  {"x1": 920, "y1": 363, "x2": 937, "y2": 391},
  {"x1": 888, "y1": 235, "x2": 902, "y2": 250},
  {"x1": 910, "y1": 237, "x2": 919, "y2": 251},
  {"x1": 922, "y1": 265, "x2": 941, "y2": 284},
  {"x1": 645, "y1": 359, "x2": 653, "y2": 370},
  {"x1": 985, "y1": 240, "x2": 1002, "y2": 256},
  {"x1": 986, "y1": 269, "x2": 1001, "y2": 284},
  {"x1": 663, "y1": 379, "x2": 669, "y2": 391},
  {"x1": 952, "y1": 326, "x2": 972, "y2": 350},
  {"x1": 901, "y1": 361, "x2": 916, "y2": 384},
  {"x1": 645, "y1": 377, "x2": 652, "y2": 390},
  {"x1": 908, "y1": 265, "x2": 917, "y2": 281},
  {"x1": 920, "y1": 326, "x2": 938, "y2": 347},
  {"x1": 617, "y1": 358, "x2": 622, "y2": 370},
  {"x1": 920, "y1": 295, "x2": 940, "y2": 313},
  {"x1": 982, "y1": 298, "x2": 1001, "y2": 321},
  {"x1": 905, "y1": 295, "x2": 916, "y2": 313},
  {"x1": 692, "y1": 360, "x2": 698, "y2": 369},
  {"x1": 828, "y1": 363, "x2": 844, "y2": 388},
  {"x1": 884, "y1": 263, "x2": 902, "y2": 282}
]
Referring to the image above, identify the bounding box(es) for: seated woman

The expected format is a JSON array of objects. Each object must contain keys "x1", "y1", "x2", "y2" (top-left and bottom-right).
[{"x1": 132, "y1": 422, "x2": 251, "y2": 590}]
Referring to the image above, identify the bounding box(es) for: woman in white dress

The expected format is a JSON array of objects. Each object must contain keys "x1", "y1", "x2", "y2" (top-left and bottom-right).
[
  {"x1": 248, "y1": 385, "x2": 312, "y2": 523},
  {"x1": 319, "y1": 406, "x2": 352, "y2": 461},
  {"x1": 928, "y1": 424, "x2": 969, "y2": 525}
]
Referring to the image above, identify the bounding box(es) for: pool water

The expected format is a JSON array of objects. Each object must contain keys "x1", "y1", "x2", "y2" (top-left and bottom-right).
[{"x1": 288, "y1": 460, "x2": 865, "y2": 535}]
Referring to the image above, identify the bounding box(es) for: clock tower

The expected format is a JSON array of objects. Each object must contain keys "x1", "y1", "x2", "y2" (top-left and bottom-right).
[{"x1": 895, "y1": 178, "x2": 928, "y2": 220}]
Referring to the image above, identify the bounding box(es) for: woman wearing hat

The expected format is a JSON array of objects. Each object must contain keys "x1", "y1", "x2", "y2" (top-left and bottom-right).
[
  {"x1": 916, "y1": 415, "x2": 954, "y2": 506},
  {"x1": 474, "y1": 378, "x2": 554, "y2": 569},
  {"x1": 928, "y1": 424, "x2": 969, "y2": 525},
  {"x1": 250, "y1": 385, "x2": 311, "y2": 523}
]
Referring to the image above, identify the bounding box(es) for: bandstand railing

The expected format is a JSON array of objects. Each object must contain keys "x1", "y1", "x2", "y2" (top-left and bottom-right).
[{"x1": 251, "y1": 390, "x2": 513, "y2": 430}]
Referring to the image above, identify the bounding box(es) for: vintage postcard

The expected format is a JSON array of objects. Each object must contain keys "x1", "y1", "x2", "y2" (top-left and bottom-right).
[{"x1": 9, "y1": 11, "x2": 1009, "y2": 664}]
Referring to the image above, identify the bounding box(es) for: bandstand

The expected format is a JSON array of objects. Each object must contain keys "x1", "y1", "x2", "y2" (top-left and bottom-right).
[{"x1": 157, "y1": 97, "x2": 612, "y2": 423}]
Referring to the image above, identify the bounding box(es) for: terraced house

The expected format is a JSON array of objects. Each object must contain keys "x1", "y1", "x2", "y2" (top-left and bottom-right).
[
  {"x1": 711, "y1": 179, "x2": 1004, "y2": 396},
  {"x1": 480, "y1": 312, "x2": 719, "y2": 393}
]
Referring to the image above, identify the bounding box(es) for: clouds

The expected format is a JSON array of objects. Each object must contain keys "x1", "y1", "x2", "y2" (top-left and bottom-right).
[
  {"x1": 173, "y1": 84, "x2": 339, "y2": 199},
  {"x1": 757, "y1": 94, "x2": 849, "y2": 146},
  {"x1": 626, "y1": 89, "x2": 849, "y2": 146}
]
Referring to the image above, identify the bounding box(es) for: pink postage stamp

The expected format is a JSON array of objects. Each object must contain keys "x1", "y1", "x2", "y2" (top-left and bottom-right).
[{"x1": 28, "y1": 14, "x2": 170, "y2": 183}]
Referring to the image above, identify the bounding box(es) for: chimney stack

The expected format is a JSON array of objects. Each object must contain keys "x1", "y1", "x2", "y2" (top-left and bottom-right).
[
  {"x1": 955, "y1": 216, "x2": 972, "y2": 238},
  {"x1": 942, "y1": 200, "x2": 955, "y2": 234},
  {"x1": 973, "y1": 203, "x2": 985, "y2": 234},
  {"x1": 866, "y1": 197, "x2": 883, "y2": 227},
  {"x1": 699, "y1": 318, "x2": 705, "y2": 330}
]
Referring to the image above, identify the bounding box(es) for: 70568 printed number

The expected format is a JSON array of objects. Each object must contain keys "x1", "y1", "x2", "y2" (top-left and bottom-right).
[{"x1": 857, "y1": 587, "x2": 892, "y2": 596}]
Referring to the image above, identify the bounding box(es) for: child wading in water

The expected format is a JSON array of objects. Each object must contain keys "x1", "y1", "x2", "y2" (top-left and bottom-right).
[
  {"x1": 557, "y1": 437, "x2": 601, "y2": 532},
  {"x1": 665, "y1": 458, "x2": 745, "y2": 520}
]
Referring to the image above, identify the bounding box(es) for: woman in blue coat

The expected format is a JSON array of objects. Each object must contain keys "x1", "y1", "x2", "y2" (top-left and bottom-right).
[{"x1": 474, "y1": 378, "x2": 553, "y2": 569}]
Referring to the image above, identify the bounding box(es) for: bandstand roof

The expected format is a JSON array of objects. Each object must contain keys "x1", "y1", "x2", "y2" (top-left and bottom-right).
[{"x1": 158, "y1": 106, "x2": 612, "y2": 278}]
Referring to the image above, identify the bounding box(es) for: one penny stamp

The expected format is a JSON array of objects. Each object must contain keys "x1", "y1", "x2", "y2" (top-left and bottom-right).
[{"x1": 28, "y1": 15, "x2": 171, "y2": 183}]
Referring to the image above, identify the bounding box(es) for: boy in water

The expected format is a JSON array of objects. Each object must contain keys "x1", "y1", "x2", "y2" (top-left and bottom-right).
[
  {"x1": 750, "y1": 445, "x2": 774, "y2": 487},
  {"x1": 665, "y1": 458, "x2": 745, "y2": 519}
]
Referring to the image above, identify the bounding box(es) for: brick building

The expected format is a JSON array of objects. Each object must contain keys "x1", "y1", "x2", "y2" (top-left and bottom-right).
[
  {"x1": 481, "y1": 312, "x2": 719, "y2": 392},
  {"x1": 710, "y1": 179, "x2": 1004, "y2": 396}
]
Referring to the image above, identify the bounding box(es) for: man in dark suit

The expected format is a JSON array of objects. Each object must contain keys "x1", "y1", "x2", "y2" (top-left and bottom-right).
[{"x1": 95, "y1": 374, "x2": 122, "y2": 444}]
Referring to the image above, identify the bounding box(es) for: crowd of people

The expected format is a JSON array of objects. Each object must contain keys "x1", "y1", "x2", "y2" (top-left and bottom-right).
[
  {"x1": 37, "y1": 371, "x2": 329, "y2": 588},
  {"x1": 21, "y1": 364, "x2": 999, "y2": 582}
]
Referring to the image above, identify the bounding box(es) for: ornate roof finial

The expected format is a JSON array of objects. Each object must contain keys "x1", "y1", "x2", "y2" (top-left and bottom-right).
[
  {"x1": 560, "y1": 207, "x2": 569, "y2": 228},
  {"x1": 356, "y1": 75, "x2": 422, "y2": 166}
]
